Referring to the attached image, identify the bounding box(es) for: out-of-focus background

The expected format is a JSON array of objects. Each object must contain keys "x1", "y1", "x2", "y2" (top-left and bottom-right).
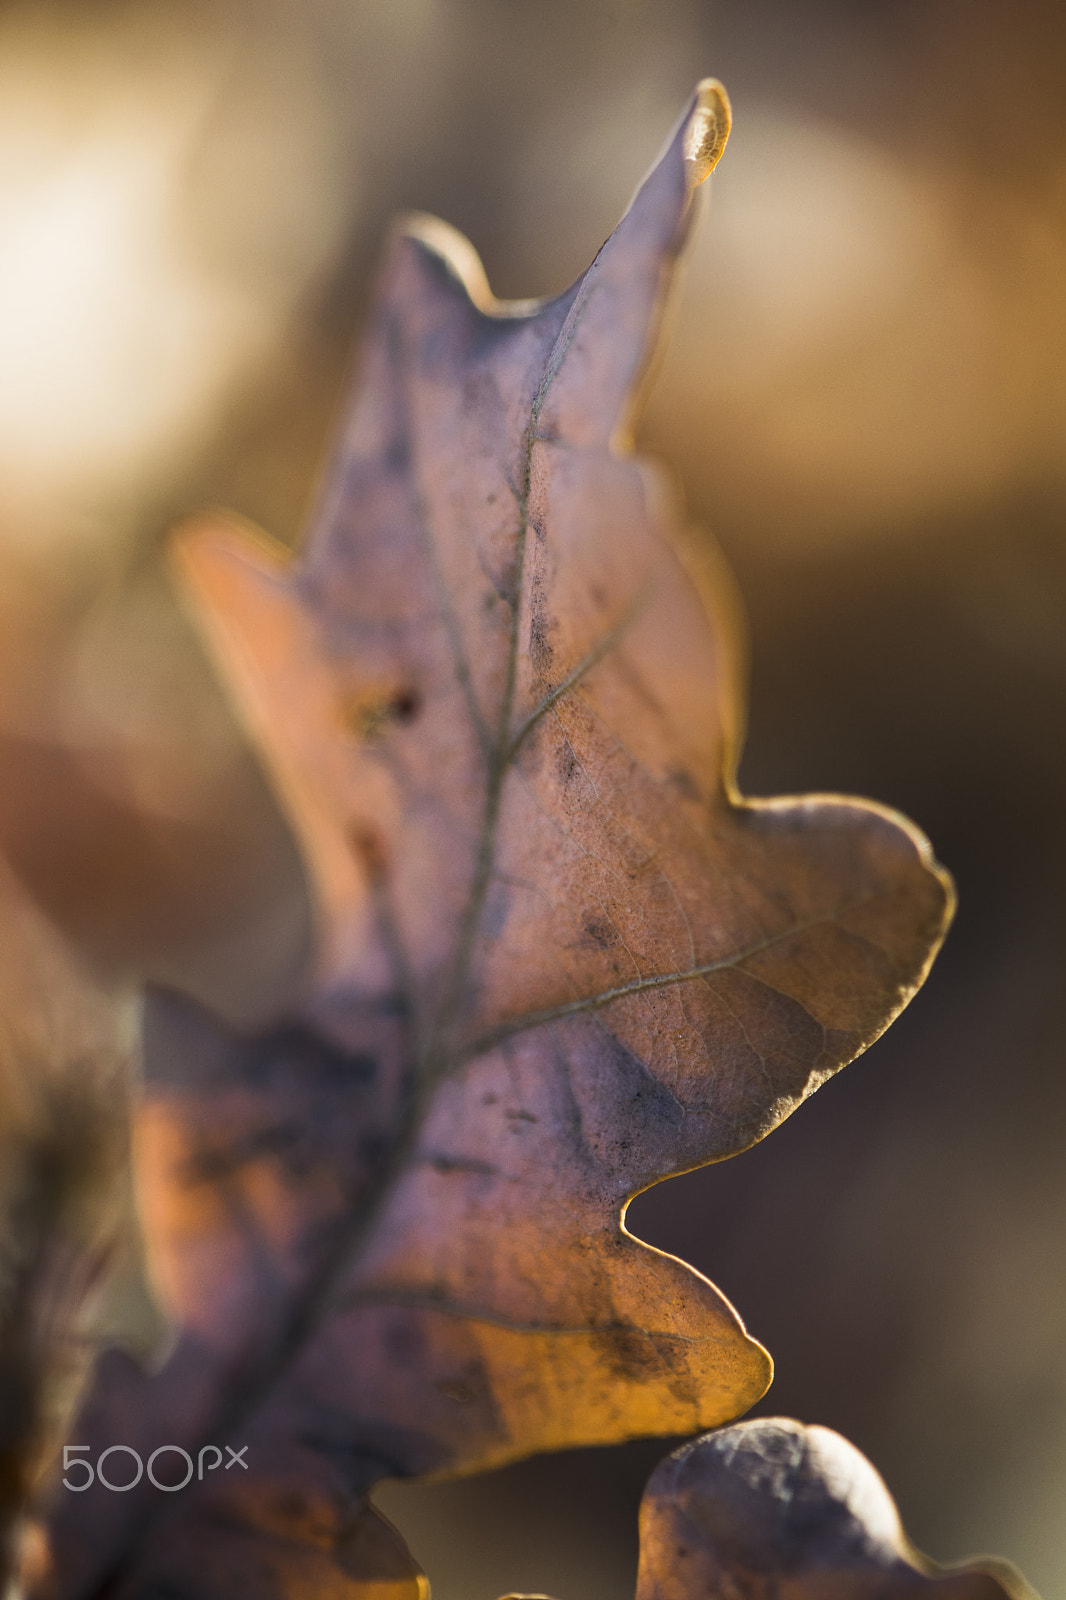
[{"x1": 0, "y1": 0, "x2": 1063, "y2": 1593}]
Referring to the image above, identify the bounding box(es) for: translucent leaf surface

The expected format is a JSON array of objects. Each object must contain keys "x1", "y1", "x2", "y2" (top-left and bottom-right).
[{"x1": 31, "y1": 83, "x2": 953, "y2": 1600}]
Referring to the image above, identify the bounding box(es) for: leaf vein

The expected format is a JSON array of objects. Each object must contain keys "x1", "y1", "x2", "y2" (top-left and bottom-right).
[{"x1": 463, "y1": 899, "x2": 878, "y2": 1058}]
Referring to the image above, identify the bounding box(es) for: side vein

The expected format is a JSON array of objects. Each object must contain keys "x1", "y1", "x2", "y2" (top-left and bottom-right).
[{"x1": 462, "y1": 898, "x2": 877, "y2": 1059}]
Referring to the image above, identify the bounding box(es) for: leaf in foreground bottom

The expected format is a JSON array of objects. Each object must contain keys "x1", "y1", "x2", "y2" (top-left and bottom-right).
[
  {"x1": 31, "y1": 81, "x2": 952, "y2": 1599},
  {"x1": 637, "y1": 1420, "x2": 1038, "y2": 1600}
]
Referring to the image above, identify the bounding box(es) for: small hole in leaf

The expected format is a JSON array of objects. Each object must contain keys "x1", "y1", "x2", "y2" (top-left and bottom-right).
[
  {"x1": 391, "y1": 688, "x2": 420, "y2": 722},
  {"x1": 341, "y1": 686, "x2": 420, "y2": 740}
]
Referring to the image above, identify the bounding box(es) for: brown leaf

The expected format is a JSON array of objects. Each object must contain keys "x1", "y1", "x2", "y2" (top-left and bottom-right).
[
  {"x1": 0, "y1": 861, "x2": 129, "y2": 1593},
  {"x1": 30, "y1": 82, "x2": 952, "y2": 1599},
  {"x1": 636, "y1": 1419, "x2": 1038, "y2": 1600}
]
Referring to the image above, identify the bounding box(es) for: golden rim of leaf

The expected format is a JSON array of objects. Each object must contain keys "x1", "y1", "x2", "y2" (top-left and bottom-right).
[{"x1": 684, "y1": 78, "x2": 732, "y2": 185}]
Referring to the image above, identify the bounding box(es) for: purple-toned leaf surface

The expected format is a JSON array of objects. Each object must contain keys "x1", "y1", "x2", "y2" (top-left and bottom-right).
[{"x1": 29, "y1": 84, "x2": 953, "y2": 1600}]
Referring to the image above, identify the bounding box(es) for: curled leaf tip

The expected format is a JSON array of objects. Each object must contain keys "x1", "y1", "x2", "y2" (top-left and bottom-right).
[{"x1": 684, "y1": 78, "x2": 731, "y2": 185}]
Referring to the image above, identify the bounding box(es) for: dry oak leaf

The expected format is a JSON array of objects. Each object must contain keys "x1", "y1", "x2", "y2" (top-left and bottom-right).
[
  {"x1": 32, "y1": 82, "x2": 951, "y2": 1600},
  {"x1": 636, "y1": 1420, "x2": 1038, "y2": 1600}
]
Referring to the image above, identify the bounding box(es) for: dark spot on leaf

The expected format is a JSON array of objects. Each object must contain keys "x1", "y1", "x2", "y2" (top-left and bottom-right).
[
  {"x1": 342, "y1": 686, "x2": 420, "y2": 742},
  {"x1": 555, "y1": 743, "x2": 578, "y2": 785},
  {"x1": 594, "y1": 1325, "x2": 665, "y2": 1382},
  {"x1": 669, "y1": 766, "x2": 702, "y2": 802},
  {"x1": 581, "y1": 916, "x2": 613, "y2": 950},
  {"x1": 529, "y1": 586, "x2": 554, "y2": 674},
  {"x1": 391, "y1": 688, "x2": 420, "y2": 722},
  {"x1": 427, "y1": 1154, "x2": 498, "y2": 1175}
]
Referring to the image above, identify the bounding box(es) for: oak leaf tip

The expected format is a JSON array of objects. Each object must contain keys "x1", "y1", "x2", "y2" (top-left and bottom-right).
[
  {"x1": 168, "y1": 510, "x2": 291, "y2": 600},
  {"x1": 394, "y1": 210, "x2": 500, "y2": 316},
  {"x1": 684, "y1": 78, "x2": 732, "y2": 186}
]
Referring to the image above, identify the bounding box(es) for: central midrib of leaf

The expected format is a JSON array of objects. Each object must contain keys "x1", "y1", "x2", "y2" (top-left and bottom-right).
[{"x1": 417, "y1": 302, "x2": 580, "y2": 1089}]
